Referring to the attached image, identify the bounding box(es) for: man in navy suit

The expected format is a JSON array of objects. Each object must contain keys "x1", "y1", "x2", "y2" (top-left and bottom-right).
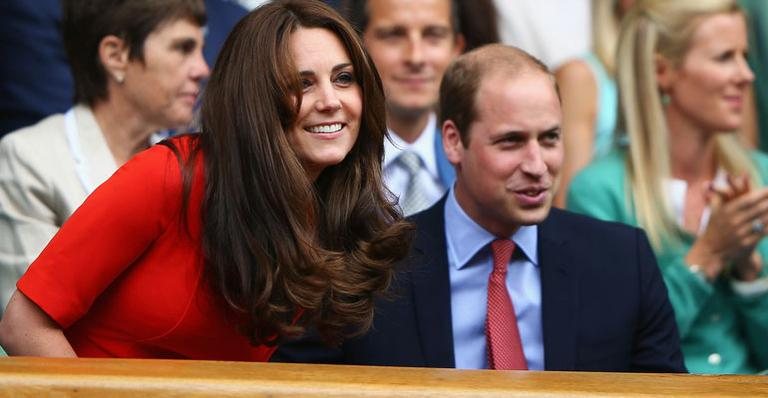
[{"x1": 273, "y1": 44, "x2": 685, "y2": 372}]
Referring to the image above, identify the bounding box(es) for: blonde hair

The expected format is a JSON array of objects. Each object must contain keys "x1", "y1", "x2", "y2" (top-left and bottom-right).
[
  {"x1": 616, "y1": 0, "x2": 757, "y2": 248},
  {"x1": 592, "y1": 0, "x2": 622, "y2": 75}
]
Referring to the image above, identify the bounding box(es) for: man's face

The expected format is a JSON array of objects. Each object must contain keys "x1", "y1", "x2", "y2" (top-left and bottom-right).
[
  {"x1": 363, "y1": 0, "x2": 463, "y2": 119},
  {"x1": 444, "y1": 71, "x2": 563, "y2": 237}
]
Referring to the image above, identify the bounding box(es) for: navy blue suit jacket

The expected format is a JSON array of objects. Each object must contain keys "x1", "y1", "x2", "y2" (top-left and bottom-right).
[{"x1": 274, "y1": 198, "x2": 686, "y2": 372}]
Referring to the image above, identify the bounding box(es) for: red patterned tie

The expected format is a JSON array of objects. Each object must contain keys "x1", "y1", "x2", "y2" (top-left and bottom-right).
[{"x1": 486, "y1": 239, "x2": 527, "y2": 370}]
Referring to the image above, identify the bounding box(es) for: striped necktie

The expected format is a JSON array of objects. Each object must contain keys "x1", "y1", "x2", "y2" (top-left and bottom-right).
[{"x1": 397, "y1": 151, "x2": 431, "y2": 215}]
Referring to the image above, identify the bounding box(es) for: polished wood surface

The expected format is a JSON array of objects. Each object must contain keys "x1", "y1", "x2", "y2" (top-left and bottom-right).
[{"x1": 0, "y1": 356, "x2": 765, "y2": 397}]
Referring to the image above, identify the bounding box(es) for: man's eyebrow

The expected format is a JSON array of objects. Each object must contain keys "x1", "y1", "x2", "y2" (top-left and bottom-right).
[
  {"x1": 490, "y1": 130, "x2": 526, "y2": 142},
  {"x1": 371, "y1": 25, "x2": 406, "y2": 34}
]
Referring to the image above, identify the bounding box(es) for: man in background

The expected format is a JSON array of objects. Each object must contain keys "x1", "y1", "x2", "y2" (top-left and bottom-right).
[{"x1": 343, "y1": 0, "x2": 464, "y2": 215}]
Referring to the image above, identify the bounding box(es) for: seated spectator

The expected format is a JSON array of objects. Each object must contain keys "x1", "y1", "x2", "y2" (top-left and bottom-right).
[
  {"x1": 0, "y1": 0, "x2": 208, "y2": 308},
  {"x1": 273, "y1": 43, "x2": 686, "y2": 373},
  {"x1": 340, "y1": 0, "x2": 465, "y2": 216},
  {"x1": 568, "y1": 0, "x2": 768, "y2": 374},
  {"x1": 0, "y1": 0, "x2": 247, "y2": 138},
  {"x1": 554, "y1": 0, "x2": 634, "y2": 207},
  {"x1": 0, "y1": 0, "x2": 210, "y2": 313},
  {"x1": 0, "y1": 0, "x2": 411, "y2": 359}
]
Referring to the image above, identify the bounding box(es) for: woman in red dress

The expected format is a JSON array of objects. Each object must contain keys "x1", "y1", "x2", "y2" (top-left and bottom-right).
[{"x1": 0, "y1": 0, "x2": 412, "y2": 360}]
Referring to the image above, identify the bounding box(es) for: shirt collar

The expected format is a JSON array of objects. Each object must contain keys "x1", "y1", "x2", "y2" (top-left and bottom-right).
[
  {"x1": 444, "y1": 187, "x2": 539, "y2": 270},
  {"x1": 383, "y1": 113, "x2": 438, "y2": 176}
]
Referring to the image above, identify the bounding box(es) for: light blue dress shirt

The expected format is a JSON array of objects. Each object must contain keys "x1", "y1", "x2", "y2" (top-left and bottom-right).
[{"x1": 444, "y1": 188, "x2": 544, "y2": 370}]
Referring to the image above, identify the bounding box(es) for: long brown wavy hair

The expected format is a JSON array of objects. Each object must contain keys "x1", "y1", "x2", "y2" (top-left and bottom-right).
[{"x1": 165, "y1": 0, "x2": 412, "y2": 346}]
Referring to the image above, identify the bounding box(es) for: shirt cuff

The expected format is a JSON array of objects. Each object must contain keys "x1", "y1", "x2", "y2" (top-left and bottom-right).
[{"x1": 731, "y1": 276, "x2": 768, "y2": 298}]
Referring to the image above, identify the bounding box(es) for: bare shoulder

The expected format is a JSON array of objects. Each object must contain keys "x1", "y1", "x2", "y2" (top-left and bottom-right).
[{"x1": 555, "y1": 59, "x2": 596, "y2": 88}]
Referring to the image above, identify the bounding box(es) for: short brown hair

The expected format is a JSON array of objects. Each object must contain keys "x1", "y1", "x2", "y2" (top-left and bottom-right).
[
  {"x1": 438, "y1": 44, "x2": 552, "y2": 146},
  {"x1": 61, "y1": 0, "x2": 206, "y2": 106}
]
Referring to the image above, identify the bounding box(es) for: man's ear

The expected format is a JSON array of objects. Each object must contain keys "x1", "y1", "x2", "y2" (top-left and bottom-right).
[
  {"x1": 442, "y1": 119, "x2": 464, "y2": 166},
  {"x1": 655, "y1": 53, "x2": 675, "y2": 92},
  {"x1": 99, "y1": 35, "x2": 130, "y2": 84},
  {"x1": 452, "y1": 33, "x2": 466, "y2": 57}
]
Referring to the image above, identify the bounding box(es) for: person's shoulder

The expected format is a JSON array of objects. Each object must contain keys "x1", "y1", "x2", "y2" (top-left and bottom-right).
[
  {"x1": 1, "y1": 112, "x2": 66, "y2": 147},
  {"x1": 578, "y1": 149, "x2": 626, "y2": 176},
  {"x1": 749, "y1": 149, "x2": 768, "y2": 169},
  {"x1": 116, "y1": 134, "x2": 201, "y2": 183},
  {"x1": 745, "y1": 150, "x2": 768, "y2": 185},
  {"x1": 0, "y1": 112, "x2": 69, "y2": 162},
  {"x1": 569, "y1": 150, "x2": 627, "y2": 195},
  {"x1": 556, "y1": 57, "x2": 595, "y2": 83},
  {"x1": 139, "y1": 134, "x2": 200, "y2": 161},
  {"x1": 404, "y1": 198, "x2": 447, "y2": 253}
]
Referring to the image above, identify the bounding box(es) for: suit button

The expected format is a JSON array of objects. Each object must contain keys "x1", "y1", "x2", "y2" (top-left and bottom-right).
[
  {"x1": 710, "y1": 313, "x2": 721, "y2": 322},
  {"x1": 708, "y1": 353, "x2": 722, "y2": 366}
]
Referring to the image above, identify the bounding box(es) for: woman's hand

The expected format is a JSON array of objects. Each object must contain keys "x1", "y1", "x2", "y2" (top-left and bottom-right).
[
  {"x1": 686, "y1": 175, "x2": 768, "y2": 281},
  {"x1": 0, "y1": 290, "x2": 76, "y2": 357}
]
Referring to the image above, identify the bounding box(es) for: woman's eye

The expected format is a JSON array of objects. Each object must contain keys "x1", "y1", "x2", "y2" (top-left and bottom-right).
[
  {"x1": 301, "y1": 79, "x2": 313, "y2": 89},
  {"x1": 335, "y1": 72, "x2": 354, "y2": 86},
  {"x1": 716, "y1": 50, "x2": 734, "y2": 62},
  {"x1": 173, "y1": 39, "x2": 197, "y2": 55}
]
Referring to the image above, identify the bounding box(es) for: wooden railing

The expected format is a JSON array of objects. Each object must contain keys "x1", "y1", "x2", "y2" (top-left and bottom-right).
[{"x1": 0, "y1": 356, "x2": 765, "y2": 397}]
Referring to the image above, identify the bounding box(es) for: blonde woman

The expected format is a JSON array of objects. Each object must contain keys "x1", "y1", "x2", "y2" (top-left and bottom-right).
[
  {"x1": 554, "y1": 0, "x2": 634, "y2": 207},
  {"x1": 568, "y1": 0, "x2": 768, "y2": 374}
]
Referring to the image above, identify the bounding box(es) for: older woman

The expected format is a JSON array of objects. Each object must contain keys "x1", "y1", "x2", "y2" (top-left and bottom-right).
[
  {"x1": 0, "y1": 0, "x2": 412, "y2": 360},
  {"x1": 0, "y1": 0, "x2": 209, "y2": 312},
  {"x1": 568, "y1": 0, "x2": 768, "y2": 373}
]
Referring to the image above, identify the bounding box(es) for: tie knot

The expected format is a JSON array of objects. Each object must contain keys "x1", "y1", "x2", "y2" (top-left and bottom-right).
[
  {"x1": 397, "y1": 151, "x2": 422, "y2": 176},
  {"x1": 490, "y1": 239, "x2": 515, "y2": 273}
]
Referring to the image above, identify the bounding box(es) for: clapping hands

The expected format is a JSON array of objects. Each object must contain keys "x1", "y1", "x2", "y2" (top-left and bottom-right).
[{"x1": 686, "y1": 174, "x2": 767, "y2": 282}]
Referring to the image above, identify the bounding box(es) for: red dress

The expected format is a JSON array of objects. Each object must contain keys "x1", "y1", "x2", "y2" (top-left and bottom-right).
[{"x1": 18, "y1": 136, "x2": 275, "y2": 360}]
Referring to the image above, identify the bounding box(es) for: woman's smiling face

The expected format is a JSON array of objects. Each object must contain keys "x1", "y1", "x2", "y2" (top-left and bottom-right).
[{"x1": 288, "y1": 27, "x2": 362, "y2": 181}]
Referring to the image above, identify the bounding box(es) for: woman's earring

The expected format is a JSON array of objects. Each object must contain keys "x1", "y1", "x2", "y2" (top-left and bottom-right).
[
  {"x1": 113, "y1": 72, "x2": 125, "y2": 84},
  {"x1": 660, "y1": 91, "x2": 671, "y2": 106}
]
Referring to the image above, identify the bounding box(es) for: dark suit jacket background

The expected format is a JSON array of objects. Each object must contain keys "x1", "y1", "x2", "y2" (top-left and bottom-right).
[{"x1": 273, "y1": 197, "x2": 686, "y2": 372}]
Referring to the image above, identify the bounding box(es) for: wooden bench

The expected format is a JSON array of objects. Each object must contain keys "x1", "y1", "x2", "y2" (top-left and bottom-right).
[{"x1": 1, "y1": 356, "x2": 765, "y2": 397}]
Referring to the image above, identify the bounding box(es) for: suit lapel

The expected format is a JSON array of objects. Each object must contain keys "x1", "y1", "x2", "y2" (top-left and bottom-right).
[
  {"x1": 409, "y1": 196, "x2": 456, "y2": 367},
  {"x1": 539, "y1": 209, "x2": 578, "y2": 370}
]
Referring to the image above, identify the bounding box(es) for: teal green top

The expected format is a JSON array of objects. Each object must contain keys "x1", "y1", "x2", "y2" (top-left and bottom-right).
[
  {"x1": 567, "y1": 150, "x2": 768, "y2": 374},
  {"x1": 581, "y1": 53, "x2": 618, "y2": 158},
  {"x1": 740, "y1": 0, "x2": 768, "y2": 152}
]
